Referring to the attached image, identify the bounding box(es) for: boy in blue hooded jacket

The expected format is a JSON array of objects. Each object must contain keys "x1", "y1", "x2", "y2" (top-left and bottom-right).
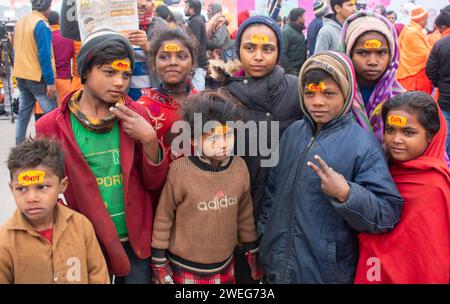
[{"x1": 258, "y1": 51, "x2": 404, "y2": 284}]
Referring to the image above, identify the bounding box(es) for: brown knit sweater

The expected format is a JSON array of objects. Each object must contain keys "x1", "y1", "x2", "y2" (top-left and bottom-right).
[{"x1": 151, "y1": 156, "x2": 257, "y2": 264}]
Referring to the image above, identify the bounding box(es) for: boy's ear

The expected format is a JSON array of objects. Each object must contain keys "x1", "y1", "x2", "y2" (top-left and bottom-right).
[
  {"x1": 59, "y1": 177, "x2": 69, "y2": 194},
  {"x1": 8, "y1": 182, "x2": 13, "y2": 192}
]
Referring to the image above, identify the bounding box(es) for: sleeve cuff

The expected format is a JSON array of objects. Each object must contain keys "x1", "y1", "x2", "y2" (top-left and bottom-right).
[{"x1": 243, "y1": 241, "x2": 259, "y2": 252}]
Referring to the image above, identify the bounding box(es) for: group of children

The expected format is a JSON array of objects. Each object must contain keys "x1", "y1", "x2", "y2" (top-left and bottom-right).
[{"x1": 1, "y1": 11, "x2": 449, "y2": 284}]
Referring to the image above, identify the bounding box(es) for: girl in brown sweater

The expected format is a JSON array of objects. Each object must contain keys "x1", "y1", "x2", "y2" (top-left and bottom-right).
[{"x1": 150, "y1": 91, "x2": 261, "y2": 284}]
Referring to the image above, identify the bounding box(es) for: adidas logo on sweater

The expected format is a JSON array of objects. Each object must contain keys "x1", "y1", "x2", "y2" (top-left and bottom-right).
[{"x1": 197, "y1": 191, "x2": 238, "y2": 211}]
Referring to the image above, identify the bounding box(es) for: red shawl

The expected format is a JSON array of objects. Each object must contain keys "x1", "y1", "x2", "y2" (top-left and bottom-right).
[{"x1": 354, "y1": 108, "x2": 450, "y2": 284}]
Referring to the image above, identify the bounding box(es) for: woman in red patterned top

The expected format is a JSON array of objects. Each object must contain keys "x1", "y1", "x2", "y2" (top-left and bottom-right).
[{"x1": 138, "y1": 29, "x2": 199, "y2": 158}]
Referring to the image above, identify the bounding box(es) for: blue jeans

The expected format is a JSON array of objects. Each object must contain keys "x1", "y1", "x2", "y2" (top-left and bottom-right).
[
  {"x1": 113, "y1": 242, "x2": 152, "y2": 284},
  {"x1": 15, "y1": 78, "x2": 57, "y2": 144},
  {"x1": 443, "y1": 110, "x2": 450, "y2": 156}
]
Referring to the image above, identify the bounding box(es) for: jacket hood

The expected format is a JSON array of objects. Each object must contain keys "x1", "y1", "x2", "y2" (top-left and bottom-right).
[{"x1": 298, "y1": 51, "x2": 357, "y2": 127}]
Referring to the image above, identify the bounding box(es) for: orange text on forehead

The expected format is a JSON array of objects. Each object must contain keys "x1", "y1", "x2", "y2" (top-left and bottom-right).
[
  {"x1": 388, "y1": 115, "x2": 407, "y2": 127},
  {"x1": 213, "y1": 125, "x2": 229, "y2": 136},
  {"x1": 111, "y1": 60, "x2": 131, "y2": 72},
  {"x1": 164, "y1": 43, "x2": 181, "y2": 52},
  {"x1": 18, "y1": 170, "x2": 46, "y2": 186},
  {"x1": 364, "y1": 39, "x2": 382, "y2": 49},
  {"x1": 307, "y1": 82, "x2": 327, "y2": 92},
  {"x1": 250, "y1": 34, "x2": 270, "y2": 44}
]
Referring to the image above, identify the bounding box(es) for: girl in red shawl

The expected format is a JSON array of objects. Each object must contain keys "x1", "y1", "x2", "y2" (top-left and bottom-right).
[
  {"x1": 138, "y1": 29, "x2": 199, "y2": 158},
  {"x1": 355, "y1": 91, "x2": 450, "y2": 284}
]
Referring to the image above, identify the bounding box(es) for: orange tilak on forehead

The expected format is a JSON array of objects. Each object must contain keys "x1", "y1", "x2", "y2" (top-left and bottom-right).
[
  {"x1": 307, "y1": 82, "x2": 327, "y2": 92},
  {"x1": 18, "y1": 170, "x2": 46, "y2": 186},
  {"x1": 111, "y1": 60, "x2": 131, "y2": 72},
  {"x1": 250, "y1": 34, "x2": 270, "y2": 44},
  {"x1": 364, "y1": 39, "x2": 382, "y2": 49},
  {"x1": 164, "y1": 43, "x2": 181, "y2": 52},
  {"x1": 213, "y1": 125, "x2": 229, "y2": 136},
  {"x1": 388, "y1": 115, "x2": 407, "y2": 127}
]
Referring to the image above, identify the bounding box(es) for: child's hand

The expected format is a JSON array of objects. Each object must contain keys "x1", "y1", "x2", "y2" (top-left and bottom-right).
[
  {"x1": 127, "y1": 30, "x2": 151, "y2": 52},
  {"x1": 110, "y1": 104, "x2": 157, "y2": 145},
  {"x1": 151, "y1": 262, "x2": 174, "y2": 284},
  {"x1": 245, "y1": 248, "x2": 262, "y2": 281},
  {"x1": 307, "y1": 155, "x2": 350, "y2": 203}
]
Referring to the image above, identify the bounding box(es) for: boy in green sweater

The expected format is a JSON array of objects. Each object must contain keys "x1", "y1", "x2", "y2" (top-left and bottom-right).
[{"x1": 151, "y1": 91, "x2": 261, "y2": 284}]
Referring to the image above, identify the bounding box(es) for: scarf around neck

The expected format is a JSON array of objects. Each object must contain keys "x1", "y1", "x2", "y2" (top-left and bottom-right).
[{"x1": 69, "y1": 90, "x2": 124, "y2": 133}]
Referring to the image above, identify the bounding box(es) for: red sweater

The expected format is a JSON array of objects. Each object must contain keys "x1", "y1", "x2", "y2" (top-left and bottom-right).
[{"x1": 36, "y1": 91, "x2": 169, "y2": 276}]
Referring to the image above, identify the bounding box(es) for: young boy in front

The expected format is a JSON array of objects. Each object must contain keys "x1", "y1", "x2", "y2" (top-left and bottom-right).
[
  {"x1": 35, "y1": 27, "x2": 169, "y2": 283},
  {"x1": 258, "y1": 51, "x2": 404, "y2": 284},
  {"x1": 150, "y1": 91, "x2": 261, "y2": 284},
  {"x1": 0, "y1": 138, "x2": 109, "y2": 284}
]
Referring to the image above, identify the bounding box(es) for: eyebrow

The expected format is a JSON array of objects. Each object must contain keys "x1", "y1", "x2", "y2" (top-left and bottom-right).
[{"x1": 242, "y1": 41, "x2": 277, "y2": 47}]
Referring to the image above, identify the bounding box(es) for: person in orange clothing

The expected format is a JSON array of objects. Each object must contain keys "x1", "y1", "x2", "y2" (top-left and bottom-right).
[{"x1": 397, "y1": 6, "x2": 433, "y2": 94}]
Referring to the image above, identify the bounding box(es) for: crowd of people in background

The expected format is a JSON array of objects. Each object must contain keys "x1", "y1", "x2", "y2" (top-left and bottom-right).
[{"x1": 0, "y1": 0, "x2": 449, "y2": 285}]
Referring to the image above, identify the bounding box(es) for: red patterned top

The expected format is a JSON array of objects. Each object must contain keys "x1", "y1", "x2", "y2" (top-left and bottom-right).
[{"x1": 138, "y1": 87, "x2": 198, "y2": 160}]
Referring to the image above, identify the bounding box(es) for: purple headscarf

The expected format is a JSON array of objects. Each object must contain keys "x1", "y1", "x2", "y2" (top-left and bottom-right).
[{"x1": 341, "y1": 11, "x2": 405, "y2": 143}]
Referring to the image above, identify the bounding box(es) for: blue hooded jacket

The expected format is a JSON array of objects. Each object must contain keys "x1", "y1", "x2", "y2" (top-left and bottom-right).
[{"x1": 258, "y1": 52, "x2": 404, "y2": 284}]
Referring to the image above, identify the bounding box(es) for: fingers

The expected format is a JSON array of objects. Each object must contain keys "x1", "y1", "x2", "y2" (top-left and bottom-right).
[
  {"x1": 313, "y1": 155, "x2": 332, "y2": 175},
  {"x1": 307, "y1": 161, "x2": 325, "y2": 179},
  {"x1": 110, "y1": 103, "x2": 137, "y2": 120}
]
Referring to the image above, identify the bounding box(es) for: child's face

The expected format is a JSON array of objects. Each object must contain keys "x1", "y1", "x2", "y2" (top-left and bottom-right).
[
  {"x1": 9, "y1": 165, "x2": 68, "y2": 229},
  {"x1": 196, "y1": 125, "x2": 235, "y2": 163},
  {"x1": 155, "y1": 39, "x2": 192, "y2": 86},
  {"x1": 351, "y1": 32, "x2": 390, "y2": 86},
  {"x1": 303, "y1": 78, "x2": 345, "y2": 131},
  {"x1": 239, "y1": 25, "x2": 278, "y2": 78},
  {"x1": 383, "y1": 109, "x2": 430, "y2": 162},
  {"x1": 84, "y1": 58, "x2": 132, "y2": 104}
]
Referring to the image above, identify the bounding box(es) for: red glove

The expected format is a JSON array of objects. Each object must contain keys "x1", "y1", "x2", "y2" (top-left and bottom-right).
[
  {"x1": 245, "y1": 248, "x2": 262, "y2": 281},
  {"x1": 150, "y1": 262, "x2": 174, "y2": 284}
]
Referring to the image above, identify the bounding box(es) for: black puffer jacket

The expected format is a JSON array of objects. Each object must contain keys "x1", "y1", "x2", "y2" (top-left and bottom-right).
[
  {"x1": 426, "y1": 34, "x2": 450, "y2": 111},
  {"x1": 222, "y1": 66, "x2": 302, "y2": 219}
]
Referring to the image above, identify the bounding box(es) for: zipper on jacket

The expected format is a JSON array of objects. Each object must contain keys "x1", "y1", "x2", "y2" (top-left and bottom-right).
[{"x1": 280, "y1": 135, "x2": 316, "y2": 283}]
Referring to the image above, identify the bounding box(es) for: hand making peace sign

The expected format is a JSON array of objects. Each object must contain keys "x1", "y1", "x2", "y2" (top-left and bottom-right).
[{"x1": 307, "y1": 155, "x2": 350, "y2": 203}]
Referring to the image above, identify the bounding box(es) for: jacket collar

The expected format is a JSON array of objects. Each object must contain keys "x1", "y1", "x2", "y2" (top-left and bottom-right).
[
  {"x1": 225, "y1": 65, "x2": 286, "y2": 106},
  {"x1": 7, "y1": 203, "x2": 74, "y2": 242},
  {"x1": 304, "y1": 112, "x2": 354, "y2": 136}
]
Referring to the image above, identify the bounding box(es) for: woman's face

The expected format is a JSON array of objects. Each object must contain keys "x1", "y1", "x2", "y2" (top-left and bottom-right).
[
  {"x1": 239, "y1": 24, "x2": 278, "y2": 78},
  {"x1": 383, "y1": 109, "x2": 431, "y2": 162},
  {"x1": 351, "y1": 31, "x2": 390, "y2": 86},
  {"x1": 155, "y1": 39, "x2": 193, "y2": 86}
]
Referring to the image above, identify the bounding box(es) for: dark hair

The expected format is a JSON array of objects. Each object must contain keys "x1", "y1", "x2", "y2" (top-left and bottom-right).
[
  {"x1": 330, "y1": 0, "x2": 349, "y2": 14},
  {"x1": 288, "y1": 8, "x2": 306, "y2": 22},
  {"x1": 156, "y1": 4, "x2": 171, "y2": 21},
  {"x1": 148, "y1": 29, "x2": 198, "y2": 71},
  {"x1": 181, "y1": 91, "x2": 241, "y2": 138},
  {"x1": 187, "y1": 0, "x2": 202, "y2": 15},
  {"x1": 386, "y1": 10, "x2": 397, "y2": 20},
  {"x1": 47, "y1": 11, "x2": 59, "y2": 25},
  {"x1": 85, "y1": 40, "x2": 131, "y2": 73},
  {"x1": 7, "y1": 138, "x2": 65, "y2": 180},
  {"x1": 373, "y1": 4, "x2": 387, "y2": 17},
  {"x1": 303, "y1": 69, "x2": 334, "y2": 87},
  {"x1": 382, "y1": 91, "x2": 440, "y2": 139}
]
